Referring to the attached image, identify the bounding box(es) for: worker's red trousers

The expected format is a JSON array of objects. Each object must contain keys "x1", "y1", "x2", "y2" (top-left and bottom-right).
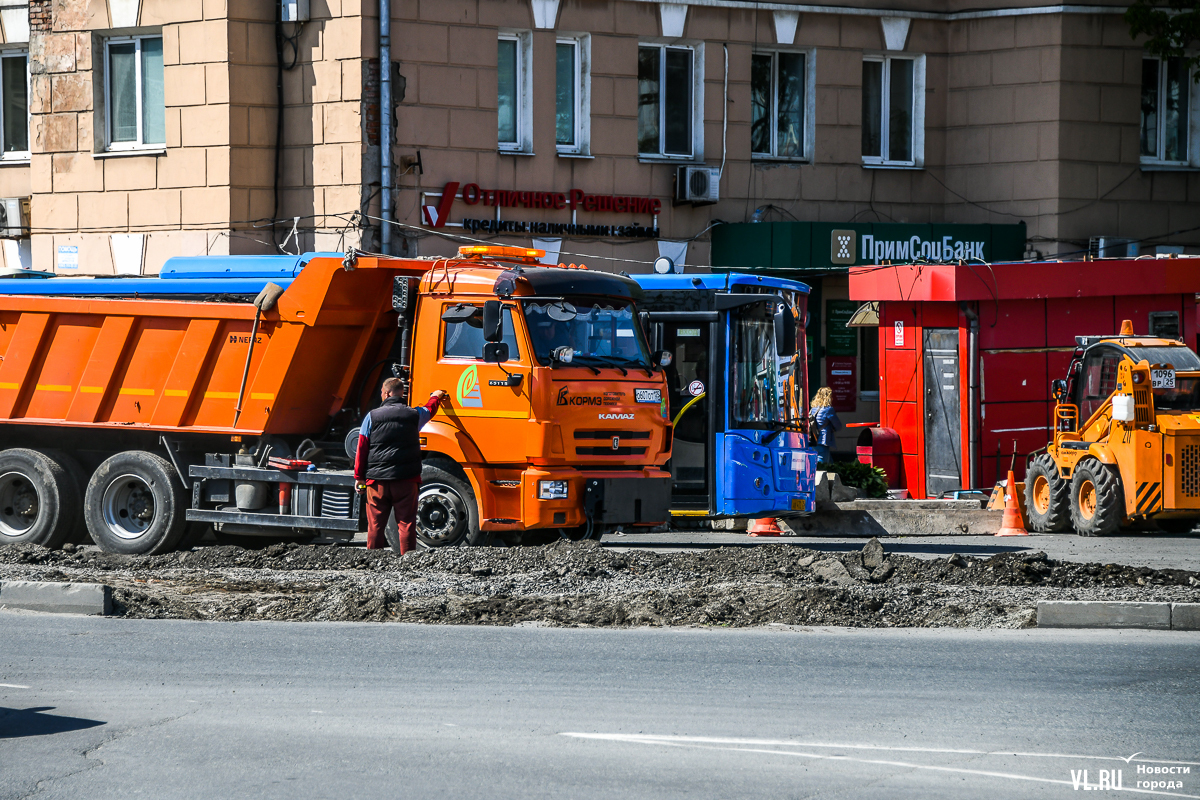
[{"x1": 364, "y1": 477, "x2": 420, "y2": 553}]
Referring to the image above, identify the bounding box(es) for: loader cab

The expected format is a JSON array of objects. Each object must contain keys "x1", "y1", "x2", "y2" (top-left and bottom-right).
[{"x1": 1068, "y1": 338, "x2": 1200, "y2": 422}]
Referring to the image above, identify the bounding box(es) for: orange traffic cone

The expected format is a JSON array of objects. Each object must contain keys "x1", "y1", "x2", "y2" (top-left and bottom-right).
[
  {"x1": 749, "y1": 517, "x2": 783, "y2": 536},
  {"x1": 995, "y1": 470, "x2": 1029, "y2": 537}
]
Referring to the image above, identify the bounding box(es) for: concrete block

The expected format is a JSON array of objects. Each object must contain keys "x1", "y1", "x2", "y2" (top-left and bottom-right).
[
  {"x1": 0, "y1": 581, "x2": 112, "y2": 615},
  {"x1": 1171, "y1": 604, "x2": 1200, "y2": 631},
  {"x1": 1037, "y1": 601, "x2": 1171, "y2": 630}
]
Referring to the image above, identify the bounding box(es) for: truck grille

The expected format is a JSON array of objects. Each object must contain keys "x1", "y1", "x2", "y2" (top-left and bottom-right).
[
  {"x1": 576, "y1": 446, "x2": 648, "y2": 456},
  {"x1": 320, "y1": 487, "x2": 354, "y2": 518},
  {"x1": 574, "y1": 430, "x2": 651, "y2": 440},
  {"x1": 1183, "y1": 445, "x2": 1200, "y2": 497}
]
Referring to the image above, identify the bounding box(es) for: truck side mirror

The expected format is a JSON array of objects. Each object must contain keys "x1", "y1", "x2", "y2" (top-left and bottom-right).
[
  {"x1": 776, "y1": 310, "x2": 797, "y2": 357},
  {"x1": 483, "y1": 342, "x2": 510, "y2": 363},
  {"x1": 482, "y1": 300, "x2": 503, "y2": 342}
]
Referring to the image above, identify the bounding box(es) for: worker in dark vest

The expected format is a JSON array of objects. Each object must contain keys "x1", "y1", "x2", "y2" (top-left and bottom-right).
[{"x1": 354, "y1": 378, "x2": 448, "y2": 552}]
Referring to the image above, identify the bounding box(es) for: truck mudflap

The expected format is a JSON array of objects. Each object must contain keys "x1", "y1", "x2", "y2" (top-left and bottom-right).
[{"x1": 584, "y1": 476, "x2": 673, "y2": 525}]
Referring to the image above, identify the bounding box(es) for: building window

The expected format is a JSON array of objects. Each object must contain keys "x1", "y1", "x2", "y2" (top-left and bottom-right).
[
  {"x1": 1141, "y1": 56, "x2": 1196, "y2": 166},
  {"x1": 498, "y1": 31, "x2": 532, "y2": 154},
  {"x1": 751, "y1": 50, "x2": 811, "y2": 160},
  {"x1": 638, "y1": 44, "x2": 699, "y2": 158},
  {"x1": 556, "y1": 36, "x2": 590, "y2": 155},
  {"x1": 862, "y1": 54, "x2": 924, "y2": 167},
  {"x1": 105, "y1": 35, "x2": 164, "y2": 150},
  {"x1": 0, "y1": 51, "x2": 28, "y2": 157}
]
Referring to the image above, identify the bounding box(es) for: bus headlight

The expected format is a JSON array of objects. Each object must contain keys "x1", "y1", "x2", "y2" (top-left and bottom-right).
[{"x1": 538, "y1": 480, "x2": 569, "y2": 499}]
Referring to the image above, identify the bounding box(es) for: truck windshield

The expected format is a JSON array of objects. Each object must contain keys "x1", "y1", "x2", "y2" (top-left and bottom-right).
[
  {"x1": 730, "y1": 301, "x2": 784, "y2": 429},
  {"x1": 523, "y1": 297, "x2": 651, "y2": 368}
]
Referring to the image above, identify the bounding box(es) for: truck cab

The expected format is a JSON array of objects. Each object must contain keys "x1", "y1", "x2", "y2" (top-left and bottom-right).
[{"x1": 633, "y1": 273, "x2": 816, "y2": 522}]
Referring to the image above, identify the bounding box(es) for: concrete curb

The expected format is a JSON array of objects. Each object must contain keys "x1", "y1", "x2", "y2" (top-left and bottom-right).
[
  {"x1": 1037, "y1": 601, "x2": 1200, "y2": 630},
  {"x1": 0, "y1": 580, "x2": 112, "y2": 615}
]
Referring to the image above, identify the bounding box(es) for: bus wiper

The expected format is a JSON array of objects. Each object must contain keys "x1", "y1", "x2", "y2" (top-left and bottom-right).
[{"x1": 761, "y1": 419, "x2": 804, "y2": 445}]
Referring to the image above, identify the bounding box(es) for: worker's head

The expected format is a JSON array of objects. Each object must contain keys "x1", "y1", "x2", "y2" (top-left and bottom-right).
[
  {"x1": 811, "y1": 386, "x2": 833, "y2": 408},
  {"x1": 381, "y1": 377, "x2": 405, "y2": 401}
]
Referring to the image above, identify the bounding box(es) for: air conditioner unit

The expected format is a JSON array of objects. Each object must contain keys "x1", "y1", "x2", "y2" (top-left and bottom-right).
[
  {"x1": 1088, "y1": 236, "x2": 1137, "y2": 259},
  {"x1": 0, "y1": 198, "x2": 29, "y2": 239},
  {"x1": 675, "y1": 166, "x2": 720, "y2": 205}
]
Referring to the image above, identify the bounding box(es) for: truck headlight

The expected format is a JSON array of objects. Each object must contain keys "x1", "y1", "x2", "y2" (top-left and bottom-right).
[{"x1": 538, "y1": 480, "x2": 569, "y2": 499}]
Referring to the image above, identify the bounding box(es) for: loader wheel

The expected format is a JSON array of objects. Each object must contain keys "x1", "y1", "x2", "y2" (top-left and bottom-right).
[
  {"x1": 1024, "y1": 454, "x2": 1071, "y2": 533},
  {"x1": 85, "y1": 451, "x2": 187, "y2": 555},
  {"x1": 1069, "y1": 458, "x2": 1123, "y2": 537},
  {"x1": 412, "y1": 462, "x2": 487, "y2": 549},
  {"x1": 0, "y1": 448, "x2": 80, "y2": 549}
]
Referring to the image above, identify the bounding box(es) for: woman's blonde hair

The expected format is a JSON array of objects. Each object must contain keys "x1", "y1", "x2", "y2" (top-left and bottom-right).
[{"x1": 811, "y1": 386, "x2": 833, "y2": 407}]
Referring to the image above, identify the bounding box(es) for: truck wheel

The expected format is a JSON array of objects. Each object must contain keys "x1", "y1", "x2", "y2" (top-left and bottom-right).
[
  {"x1": 0, "y1": 448, "x2": 80, "y2": 549},
  {"x1": 1069, "y1": 458, "x2": 1123, "y2": 537},
  {"x1": 85, "y1": 452, "x2": 186, "y2": 555},
  {"x1": 1024, "y1": 454, "x2": 1070, "y2": 532},
  {"x1": 415, "y1": 462, "x2": 486, "y2": 548},
  {"x1": 38, "y1": 449, "x2": 91, "y2": 544}
]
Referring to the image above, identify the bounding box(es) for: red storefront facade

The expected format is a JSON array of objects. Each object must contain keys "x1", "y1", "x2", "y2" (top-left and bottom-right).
[{"x1": 849, "y1": 260, "x2": 1199, "y2": 499}]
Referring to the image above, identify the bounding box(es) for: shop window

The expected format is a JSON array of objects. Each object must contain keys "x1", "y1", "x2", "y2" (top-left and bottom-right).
[
  {"x1": 861, "y1": 54, "x2": 924, "y2": 167},
  {"x1": 105, "y1": 35, "x2": 165, "y2": 150},
  {"x1": 860, "y1": 327, "x2": 879, "y2": 396},
  {"x1": 751, "y1": 50, "x2": 811, "y2": 160},
  {"x1": 498, "y1": 31, "x2": 532, "y2": 154},
  {"x1": 556, "y1": 36, "x2": 590, "y2": 156},
  {"x1": 1141, "y1": 56, "x2": 1198, "y2": 167},
  {"x1": 638, "y1": 43, "x2": 701, "y2": 159},
  {"x1": 0, "y1": 51, "x2": 28, "y2": 158}
]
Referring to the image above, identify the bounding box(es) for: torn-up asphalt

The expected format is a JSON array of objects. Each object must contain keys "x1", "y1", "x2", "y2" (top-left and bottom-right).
[{"x1": 1, "y1": 538, "x2": 1197, "y2": 628}]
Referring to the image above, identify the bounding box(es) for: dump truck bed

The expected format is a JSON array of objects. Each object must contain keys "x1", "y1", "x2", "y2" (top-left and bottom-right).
[{"x1": 0, "y1": 255, "x2": 412, "y2": 437}]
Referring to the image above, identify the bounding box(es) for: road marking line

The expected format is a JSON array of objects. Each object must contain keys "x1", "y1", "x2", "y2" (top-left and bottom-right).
[
  {"x1": 0, "y1": 683, "x2": 31, "y2": 688},
  {"x1": 561, "y1": 735, "x2": 1200, "y2": 798},
  {"x1": 560, "y1": 734, "x2": 1200, "y2": 767}
]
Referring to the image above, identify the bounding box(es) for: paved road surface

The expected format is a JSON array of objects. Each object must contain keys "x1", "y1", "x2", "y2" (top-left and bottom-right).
[
  {"x1": 2, "y1": 614, "x2": 1198, "y2": 799},
  {"x1": 602, "y1": 530, "x2": 1200, "y2": 572}
]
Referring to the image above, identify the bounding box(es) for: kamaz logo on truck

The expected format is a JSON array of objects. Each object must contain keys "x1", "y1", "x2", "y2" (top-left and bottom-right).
[
  {"x1": 599, "y1": 413, "x2": 634, "y2": 420},
  {"x1": 556, "y1": 388, "x2": 602, "y2": 406}
]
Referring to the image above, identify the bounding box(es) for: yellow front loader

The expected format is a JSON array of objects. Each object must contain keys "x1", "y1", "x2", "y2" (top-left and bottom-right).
[{"x1": 1025, "y1": 320, "x2": 1200, "y2": 536}]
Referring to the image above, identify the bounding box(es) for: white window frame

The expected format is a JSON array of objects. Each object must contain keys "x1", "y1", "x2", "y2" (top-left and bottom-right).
[
  {"x1": 555, "y1": 34, "x2": 591, "y2": 157},
  {"x1": 0, "y1": 49, "x2": 29, "y2": 161},
  {"x1": 497, "y1": 29, "x2": 533, "y2": 154},
  {"x1": 104, "y1": 34, "x2": 164, "y2": 152},
  {"x1": 750, "y1": 48, "x2": 816, "y2": 162},
  {"x1": 1140, "y1": 55, "x2": 1200, "y2": 169},
  {"x1": 861, "y1": 52, "x2": 925, "y2": 169},
  {"x1": 637, "y1": 40, "x2": 705, "y2": 162}
]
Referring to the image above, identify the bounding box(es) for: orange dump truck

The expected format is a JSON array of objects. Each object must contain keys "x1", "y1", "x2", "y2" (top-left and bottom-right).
[{"x1": 0, "y1": 246, "x2": 672, "y2": 554}]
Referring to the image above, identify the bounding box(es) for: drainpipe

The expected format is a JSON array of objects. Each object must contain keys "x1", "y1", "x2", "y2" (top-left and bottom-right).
[
  {"x1": 380, "y1": 0, "x2": 393, "y2": 254},
  {"x1": 962, "y1": 302, "x2": 979, "y2": 491}
]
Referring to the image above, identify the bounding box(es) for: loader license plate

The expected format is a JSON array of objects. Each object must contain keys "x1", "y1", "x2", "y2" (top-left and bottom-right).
[{"x1": 1151, "y1": 369, "x2": 1175, "y2": 389}]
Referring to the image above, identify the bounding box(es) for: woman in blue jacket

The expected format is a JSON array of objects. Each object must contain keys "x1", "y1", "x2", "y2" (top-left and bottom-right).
[{"x1": 809, "y1": 386, "x2": 841, "y2": 465}]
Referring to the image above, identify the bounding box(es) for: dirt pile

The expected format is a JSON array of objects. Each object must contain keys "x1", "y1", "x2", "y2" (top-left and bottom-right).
[{"x1": 1, "y1": 539, "x2": 1197, "y2": 628}]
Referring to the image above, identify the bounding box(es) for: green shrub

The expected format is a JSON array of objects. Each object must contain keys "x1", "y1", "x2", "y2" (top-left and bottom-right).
[{"x1": 817, "y1": 459, "x2": 889, "y2": 499}]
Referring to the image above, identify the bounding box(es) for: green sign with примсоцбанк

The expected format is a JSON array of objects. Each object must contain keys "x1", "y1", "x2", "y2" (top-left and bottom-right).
[
  {"x1": 710, "y1": 221, "x2": 1027, "y2": 271},
  {"x1": 825, "y1": 300, "x2": 859, "y2": 356}
]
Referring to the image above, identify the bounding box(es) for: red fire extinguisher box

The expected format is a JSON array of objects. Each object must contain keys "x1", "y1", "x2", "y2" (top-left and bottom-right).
[{"x1": 849, "y1": 258, "x2": 1198, "y2": 500}]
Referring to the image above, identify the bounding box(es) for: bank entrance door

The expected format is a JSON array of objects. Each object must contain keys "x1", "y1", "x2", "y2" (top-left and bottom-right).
[
  {"x1": 923, "y1": 328, "x2": 962, "y2": 497},
  {"x1": 647, "y1": 314, "x2": 714, "y2": 512}
]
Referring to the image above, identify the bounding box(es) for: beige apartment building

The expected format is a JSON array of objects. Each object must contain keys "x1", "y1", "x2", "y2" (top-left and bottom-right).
[{"x1": 0, "y1": 0, "x2": 1194, "y2": 276}]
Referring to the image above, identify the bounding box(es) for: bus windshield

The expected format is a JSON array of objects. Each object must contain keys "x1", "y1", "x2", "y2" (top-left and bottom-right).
[
  {"x1": 730, "y1": 300, "x2": 784, "y2": 429},
  {"x1": 522, "y1": 297, "x2": 651, "y2": 368}
]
